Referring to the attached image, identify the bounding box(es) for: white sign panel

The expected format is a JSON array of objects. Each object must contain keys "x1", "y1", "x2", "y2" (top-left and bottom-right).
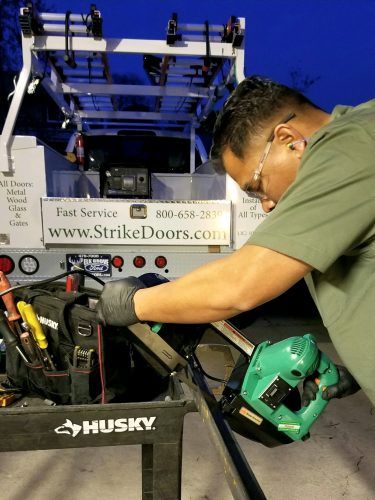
[
  {"x1": 42, "y1": 198, "x2": 231, "y2": 246},
  {"x1": 226, "y1": 177, "x2": 268, "y2": 249},
  {"x1": 0, "y1": 138, "x2": 46, "y2": 248}
]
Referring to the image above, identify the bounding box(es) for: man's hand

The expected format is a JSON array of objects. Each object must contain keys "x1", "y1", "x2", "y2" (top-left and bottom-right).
[
  {"x1": 302, "y1": 365, "x2": 361, "y2": 406},
  {"x1": 96, "y1": 277, "x2": 146, "y2": 327}
]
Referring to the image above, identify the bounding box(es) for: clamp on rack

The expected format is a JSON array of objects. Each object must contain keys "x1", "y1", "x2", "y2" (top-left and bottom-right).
[{"x1": 19, "y1": 2, "x2": 102, "y2": 38}]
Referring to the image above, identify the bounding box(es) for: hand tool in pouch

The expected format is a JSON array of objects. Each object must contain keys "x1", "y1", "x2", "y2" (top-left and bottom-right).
[
  {"x1": 0, "y1": 271, "x2": 22, "y2": 335},
  {"x1": 73, "y1": 346, "x2": 97, "y2": 369},
  {"x1": 0, "y1": 272, "x2": 41, "y2": 365},
  {"x1": 0, "y1": 309, "x2": 30, "y2": 364},
  {"x1": 19, "y1": 321, "x2": 43, "y2": 367},
  {"x1": 17, "y1": 301, "x2": 57, "y2": 371}
]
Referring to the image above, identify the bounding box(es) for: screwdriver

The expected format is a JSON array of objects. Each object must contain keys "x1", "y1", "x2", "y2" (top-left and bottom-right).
[
  {"x1": 0, "y1": 271, "x2": 22, "y2": 335},
  {"x1": 18, "y1": 320, "x2": 42, "y2": 367},
  {"x1": 17, "y1": 301, "x2": 57, "y2": 371},
  {"x1": 0, "y1": 271, "x2": 40, "y2": 364},
  {"x1": 0, "y1": 309, "x2": 29, "y2": 364}
]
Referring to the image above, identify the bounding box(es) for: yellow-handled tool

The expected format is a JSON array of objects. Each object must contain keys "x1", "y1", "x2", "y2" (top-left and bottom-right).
[
  {"x1": 17, "y1": 301, "x2": 48, "y2": 349},
  {"x1": 17, "y1": 301, "x2": 56, "y2": 370},
  {"x1": 17, "y1": 301, "x2": 29, "y2": 325}
]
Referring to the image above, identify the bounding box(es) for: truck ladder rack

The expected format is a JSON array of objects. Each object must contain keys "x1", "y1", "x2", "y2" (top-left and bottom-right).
[{"x1": 1, "y1": 4, "x2": 245, "y2": 172}]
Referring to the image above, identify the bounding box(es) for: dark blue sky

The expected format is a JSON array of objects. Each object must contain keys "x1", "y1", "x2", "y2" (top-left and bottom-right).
[{"x1": 47, "y1": 0, "x2": 375, "y2": 111}]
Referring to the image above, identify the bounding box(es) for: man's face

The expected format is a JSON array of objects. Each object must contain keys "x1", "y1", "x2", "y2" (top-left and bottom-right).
[{"x1": 222, "y1": 138, "x2": 303, "y2": 213}]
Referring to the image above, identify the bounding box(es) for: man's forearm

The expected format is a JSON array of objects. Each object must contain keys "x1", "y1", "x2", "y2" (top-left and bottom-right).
[{"x1": 134, "y1": 245, "x2": 312, "y2": 324}]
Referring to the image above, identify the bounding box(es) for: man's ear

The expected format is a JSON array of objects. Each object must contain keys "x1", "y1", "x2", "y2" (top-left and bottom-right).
[
  {"x1": 274, "y1": 124, "x2": 306, "y2": 158},
  {"x1": 273, "y1": 124, "x2": 296, "y2": 146}
]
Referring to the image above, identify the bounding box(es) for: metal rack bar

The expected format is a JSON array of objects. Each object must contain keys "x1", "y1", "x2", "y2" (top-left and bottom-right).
[{"x1": 186, "y1": 364, "x2": 267, "y2": 500}]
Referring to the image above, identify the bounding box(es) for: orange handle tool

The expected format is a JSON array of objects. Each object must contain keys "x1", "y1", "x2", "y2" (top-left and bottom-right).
[{"x1": 0, "y1": 271, "x2": 21, "y2": 322}]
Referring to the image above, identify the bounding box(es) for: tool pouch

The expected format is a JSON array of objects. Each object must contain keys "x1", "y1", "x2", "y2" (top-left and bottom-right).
[
  {"x1": 4, "y1": 284, "x2": 138, "y2": 405},
  {"x1": 4, "y1": 277, "x2": 205, "y2": 405}
]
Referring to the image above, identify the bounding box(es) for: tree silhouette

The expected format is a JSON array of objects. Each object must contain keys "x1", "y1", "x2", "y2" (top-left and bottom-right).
[
  {"x1": 0, "y1": 1, "x2": 50, "y2": 130},
  {"x1": 0, "y1": 1, "x2": 49, "y2": 72},
  {"x1": 289, "y1": 67, "x2": 321, "y2": 93}
]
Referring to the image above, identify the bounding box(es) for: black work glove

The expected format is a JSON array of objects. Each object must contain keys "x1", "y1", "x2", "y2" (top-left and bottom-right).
[
  {"x1": 96, "y1": 277, "x2": 146, "y2": 327},
  {"x1": 301, "y1": 365, "x2": 360, "y2": 407}
]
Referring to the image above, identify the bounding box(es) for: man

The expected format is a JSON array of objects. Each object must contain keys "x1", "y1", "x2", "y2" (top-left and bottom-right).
[{"x1": 97, "y1": 76, "x2": 375, "y2": 406}]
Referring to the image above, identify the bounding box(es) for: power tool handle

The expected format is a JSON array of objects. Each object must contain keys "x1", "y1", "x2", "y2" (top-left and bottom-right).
[
  {"x1": 316, "y1": 352, "x2": 340, "y2": 392},
  {"x1": 298, "y1": 352, "x2": 339, "y2": 421}
]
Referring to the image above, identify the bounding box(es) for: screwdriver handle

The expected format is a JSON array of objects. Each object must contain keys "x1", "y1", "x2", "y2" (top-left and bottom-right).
[
  {"x1": 18, "y1": 304, "x2": 55, "y2": 369},
  {"x1": 20, "y1": 331, "x2": 42, "y2": 365},
  {"x1": 17, "y1": 301, "x2": 28, "y2": 324},
  {"x1": 18, "y1": 302, "x2": 48, "y2": 350},
  {"x1": 0, "y1": 310, "x2": 30, "y2": 364},
  {"x1": 0, "y1": 271, "x2": 21, "y2": 322}
]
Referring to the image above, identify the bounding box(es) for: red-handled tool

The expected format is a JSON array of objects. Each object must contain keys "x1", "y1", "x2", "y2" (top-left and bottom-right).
[
  {"x1": 0, "y1": 271, "x2": 41, "y2": 366},
  {"x1": 66, "y1": 275, "x2": 74, "y2": 292},
  {"x1": 66, "y1": 269, "x2": 84, "y2": 292},
  {"x1": 0, "y1": 271, "x2": 21, "y2": 323}
]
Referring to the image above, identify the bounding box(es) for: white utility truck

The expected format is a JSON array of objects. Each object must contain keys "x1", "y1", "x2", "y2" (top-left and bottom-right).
[{"x1": 0, "y1": 5, "x2": 266, "y2": 284}]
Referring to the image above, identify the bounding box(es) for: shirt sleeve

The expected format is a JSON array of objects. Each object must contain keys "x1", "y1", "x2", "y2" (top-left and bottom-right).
[{"x1": 247, "y1": 122, "x2": 375, "y2": 272}]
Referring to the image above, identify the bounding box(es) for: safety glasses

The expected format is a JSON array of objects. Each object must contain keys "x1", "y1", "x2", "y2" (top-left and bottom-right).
[{"x1": 245, "y1": 112, "x2": 296, "y2": 199}]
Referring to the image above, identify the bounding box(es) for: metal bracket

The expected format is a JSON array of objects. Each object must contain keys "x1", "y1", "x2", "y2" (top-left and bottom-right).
[{"x1": 127, "y1": 323, "x2": 187, "y2": 372}]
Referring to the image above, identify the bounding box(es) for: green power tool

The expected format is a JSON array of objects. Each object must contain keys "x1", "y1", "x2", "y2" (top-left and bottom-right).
[
  {"x1": 127, "y1": 274, "x2": 340, "y2": 449},
  {"x1": 132, "y1": 318, "x2": 339, "y2": 448},
  {"x1": 220, "y1": 333, "x2": 339, "y2": 447}
]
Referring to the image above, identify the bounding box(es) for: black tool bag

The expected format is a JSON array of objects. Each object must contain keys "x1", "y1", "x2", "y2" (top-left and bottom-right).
[
  {"x1": 4, "y1": 284, "x2": 140, "y2": 405},
  {"x1": 4, "y1": 278, "x2": 205, "y2": 406}
]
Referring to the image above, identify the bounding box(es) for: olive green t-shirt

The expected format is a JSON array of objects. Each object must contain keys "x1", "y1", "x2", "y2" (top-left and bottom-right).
[{"x1": 248, "y1": 99, "x2": 375, "y2": 405}]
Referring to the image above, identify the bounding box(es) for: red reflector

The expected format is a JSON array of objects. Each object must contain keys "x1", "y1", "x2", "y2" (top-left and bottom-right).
[
  {"x1": 112, "y1": 256, "x2": 124, "y2": 269},
  {"x1": 155, "y1": 256, "x2": 167, "y2": 269},
  {"x1": 133, "y1": 256, "x2": 146, "y2": 268},
  {"x1": 0, "y1": 255, "x2": 15, "y2": 275}
]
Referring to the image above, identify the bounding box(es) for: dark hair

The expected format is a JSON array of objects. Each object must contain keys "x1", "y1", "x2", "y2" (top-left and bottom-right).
[{"x1": 211, "y1": 76, "x2": 318, "y2": 166}]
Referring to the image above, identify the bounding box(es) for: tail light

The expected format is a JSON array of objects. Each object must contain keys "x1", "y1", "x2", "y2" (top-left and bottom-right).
[
  {"x1": 112, "y1": 256, "x2": 124, "y2": 269},
  {"x1": 19, "y1": 255, "x2": 39, "y2": 275},
  {"x1": 0, "y1": 256, "x2": 15, "y2": 275},
  {"x1": 155, "y1": 256, "x2": 167, "y2": 269},
  {"x1": 133, "y1": 256, "x2": 146, "y2": 268}
]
